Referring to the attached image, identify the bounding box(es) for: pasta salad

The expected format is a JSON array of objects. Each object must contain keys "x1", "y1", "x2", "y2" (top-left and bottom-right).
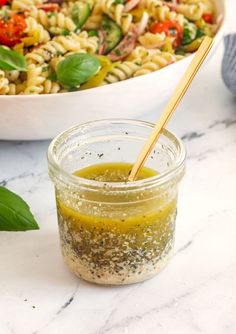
[{"x1": 0, "y1": 0, "x2": 217, "y2": 95}]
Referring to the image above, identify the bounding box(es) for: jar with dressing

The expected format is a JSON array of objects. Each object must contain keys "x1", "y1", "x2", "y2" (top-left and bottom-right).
[{"x1": 48, "y1": 119, "x2": 185, "y2": 285}]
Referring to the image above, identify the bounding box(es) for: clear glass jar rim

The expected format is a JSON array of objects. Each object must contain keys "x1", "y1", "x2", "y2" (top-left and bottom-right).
[{"x1": 47, "y1": 119, "x2": 186, "y2": 190}]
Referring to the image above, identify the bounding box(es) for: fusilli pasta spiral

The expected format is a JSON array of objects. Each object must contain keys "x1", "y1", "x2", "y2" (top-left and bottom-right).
[
  {"x1": 138, "y1": 32, "x2": 166, "y2": 48},
  {"x1": 0, "y1": 0, "x2": 217, "y2": 94},
  {"x1": 12, "y1": 0, "x2": 43, "y2": 11},
  {"x1": 133, "y1": 51, "x2": 182, "y2": 76},
  {"x1": 26, "y1": 32, "x2": 98, "y2": 64},
  {"x1": 139, "y1": 0, "x2": 184, "y2": 25},
  {"x1": 24, "y1": 17, "x2": 50, "y2": 45},
  {"x1": 101, "y1": 0, "x2": 133, "y2": 33},
  {"x1": 176, "y1": 3, "x2": 205, "y2": 21},
  {"x1": 24, "y1": 63, "x2": 47, "y2": 94},
  {"x1": 104, "y1": 61, "x2": 140, "y2": 83},
  {"x1": 28, "y1": 6, "x2": 77, "y2": 33},
  {"x1": 0, "y1": 70, "x2": 9, "y2": 95}
]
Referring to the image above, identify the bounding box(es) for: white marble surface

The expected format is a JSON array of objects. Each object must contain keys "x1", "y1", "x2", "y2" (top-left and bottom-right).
[{"x1": 1, "y1": 2, "x2": 236, "y2": 333}]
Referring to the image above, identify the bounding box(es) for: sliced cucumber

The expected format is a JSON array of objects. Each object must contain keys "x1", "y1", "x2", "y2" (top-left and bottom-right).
[
  {"x1": 71, "y1": 2, "x2": 90, "y2": 28},
  {"x1": 101, "y1": 15, "x2": 123, "y2": 54}
]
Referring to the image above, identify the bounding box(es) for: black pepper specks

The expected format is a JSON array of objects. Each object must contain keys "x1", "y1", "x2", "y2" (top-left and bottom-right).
[{"x1": 58, "y1": 207, "x2": 176, "y2": 284}]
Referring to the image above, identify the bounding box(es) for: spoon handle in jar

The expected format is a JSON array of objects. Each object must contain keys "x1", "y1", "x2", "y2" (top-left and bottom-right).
[{"x1": 128, "y1": 36, "x2": 213, "y2": 181}]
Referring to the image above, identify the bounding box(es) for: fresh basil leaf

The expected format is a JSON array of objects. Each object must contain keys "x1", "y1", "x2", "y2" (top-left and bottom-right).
[
  {"x1": 68, "y1": 86, "x2": 78, "y2": 92},
  {"x1": 0, "y1": 46, "x2": 27, "y2": 71},
  {"x1": 182, "y1": 27, "x2": 192, "y2": 45},
  {"x1": 0, "y1": 187, "x2": 39, "y2": 231},
  {"x1": 57, "y1": 53, "x2": 100, "y2": 88},
  {"x1": 196, "y1": 28, "x2": 205, "y2": 39}
]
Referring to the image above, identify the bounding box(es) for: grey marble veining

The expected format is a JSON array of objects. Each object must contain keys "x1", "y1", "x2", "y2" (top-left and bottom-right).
[{"x1": 1, "y1": 1, "x2": 236, "y2": 333}]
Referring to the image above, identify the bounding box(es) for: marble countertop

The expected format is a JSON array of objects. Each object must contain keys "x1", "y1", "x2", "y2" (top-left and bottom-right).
[{"x1": 1, "y1": 2, "x2": 236, "y2": 333}]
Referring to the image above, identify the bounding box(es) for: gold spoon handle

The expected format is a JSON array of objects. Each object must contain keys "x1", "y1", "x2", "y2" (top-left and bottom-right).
[{"x1": 128, "y1": 36, "x2": 213, "y2": 181}]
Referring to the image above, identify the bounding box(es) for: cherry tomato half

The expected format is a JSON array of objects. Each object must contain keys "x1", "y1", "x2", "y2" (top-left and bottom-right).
[
  {"x1": 150, "y1": 20, "x2": 183, "y2": 48},
  {"x1": 202, "y1": 13, "x2": 213, "y2": 24},
  {"x1": 0, "y1": 0, "x2": 8, "y2": 7},
  {"x1": 0, "y1": 14, "x2": 27, "y2": 47}
]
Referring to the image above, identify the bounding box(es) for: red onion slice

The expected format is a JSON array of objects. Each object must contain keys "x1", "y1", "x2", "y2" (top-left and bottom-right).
[{"x1": 137, "y1": 11, "x2": 149, "y2": 36}]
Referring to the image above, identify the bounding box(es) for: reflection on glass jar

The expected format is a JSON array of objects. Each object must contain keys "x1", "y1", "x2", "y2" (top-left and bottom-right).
[{"x1": 48, "y1": 120, "x2": 186, "y2": 285}]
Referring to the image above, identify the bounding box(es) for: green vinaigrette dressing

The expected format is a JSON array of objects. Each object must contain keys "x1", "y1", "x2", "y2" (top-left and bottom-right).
[{"x1": 56, "y1": 163, "x2": 176, "y2": 284}]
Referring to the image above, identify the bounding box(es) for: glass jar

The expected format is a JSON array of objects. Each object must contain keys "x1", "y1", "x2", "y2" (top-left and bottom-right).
[{"x1": 48, "y1": 119, "x2": 185, "y2": 285}]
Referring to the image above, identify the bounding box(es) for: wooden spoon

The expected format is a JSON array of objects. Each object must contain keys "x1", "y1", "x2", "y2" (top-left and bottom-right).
[{"x1": 128, "y1": 36, "x2": 213, "y2": 181}]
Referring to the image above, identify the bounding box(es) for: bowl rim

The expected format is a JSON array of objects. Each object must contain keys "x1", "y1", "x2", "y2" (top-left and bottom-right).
[{"x1": 0, "y1": 0, "x2": 226, "y2": 100}]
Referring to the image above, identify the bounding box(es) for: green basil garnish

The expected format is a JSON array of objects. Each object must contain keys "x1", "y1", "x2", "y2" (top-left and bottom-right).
[
  {"x1": 56, "y1": 53, "x2": 100, "y2": 88},
  {"x1": 0, "y1": 186, "x2": 39, "y2": 231},
  {"x1": 0, "y1": 46, "x2": 27, "y2": 71},
  {"x1": 196, "y1": 28, "x2": 205, "y2": 39},
  {"x1": 182, "y1": 27, "x2": 193, "y2": 45},
  {"x1": 182, "y1": 23, "x2": 205, "y2": 46}
]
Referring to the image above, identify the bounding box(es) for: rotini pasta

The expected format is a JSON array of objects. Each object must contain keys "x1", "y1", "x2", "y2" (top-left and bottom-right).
[
  {"x1": 176, "y1": 3, "x2": 205, "y2": 21},
  {"x1": 0, "y1": 70, "x2": 9, "y2": 95},
  {"x1": 104, "y1": 61, "x2": 140, "y2": 83},
  {"x1": 26, "y1": 32, "x2": 98, "y2": 64},
  {"x1": 0, "y1": 0, "x2": 216, "y2": 95},
  {"x1": 5, "y1": 70, "x2": 20, "y2": 82},
  {"x1": 12, "y1": 0, "x2": 44, "y2": 11},
  {"x1": 128, "y1": 46, "x2": 154, "y2": 62},
  {"x1": 24, "y1": 63, "x2": 47, "y2": 94},
  {"x1": 0, "y1": 70, "x2": 25, "y2": 94},
  {"x1": 101, "y1": 0, "x2": 133, "y2": 34},
  {"x1": 133, "y1": 51, "x2": 182, "y2": 76},
  {"x1": 138, "y1": 32, "x2": 166, "y2": 48},
  {"x1": 28, "y1": 6, "x2": 77, "y2": 34},
  {"x1": 24, "y1": 16, "x2": 50, "y2": 45},
  {"x1": 139, "y1": 0, "x2": 184, "y2": 25},
  {"x1": 180, "y1": 0, "x2": 214, "y2": 13},
  {"x1": 43, "y1": 78, "x2": 62, "y2": 93},
  {"x1": 84, "y1": 2, "x2": 103, "y2": 29}
]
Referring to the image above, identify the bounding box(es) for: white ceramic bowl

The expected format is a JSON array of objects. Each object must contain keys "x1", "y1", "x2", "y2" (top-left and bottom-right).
[{"x1": 0, "y1": 0, "x2": 225, "y2": 140}]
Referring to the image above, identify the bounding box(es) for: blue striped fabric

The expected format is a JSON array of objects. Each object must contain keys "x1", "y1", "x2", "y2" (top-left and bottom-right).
[{"x1": 222, "y1": 34, "x2": 236, "y2": 95}]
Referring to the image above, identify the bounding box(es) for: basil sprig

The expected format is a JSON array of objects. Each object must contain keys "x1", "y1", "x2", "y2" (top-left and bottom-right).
[
  {"x1": 0, "y1": 46, "x2": 27, "y2": 71},
  {"x1": 182, "y1": 27, "x2": 193, "y2": 45},
  {"x1": 183, "y1": 25, "x2": 205, "y2": 46},
  {"x1": 0, "y1": 187, "x2": 39, "y2": 231},
  {"x1": 57, "y1": 53, "x2": 100, "y2": 88},
  {"x1": 196, "y1": 28, "x2": 205, "y2": 39}
]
